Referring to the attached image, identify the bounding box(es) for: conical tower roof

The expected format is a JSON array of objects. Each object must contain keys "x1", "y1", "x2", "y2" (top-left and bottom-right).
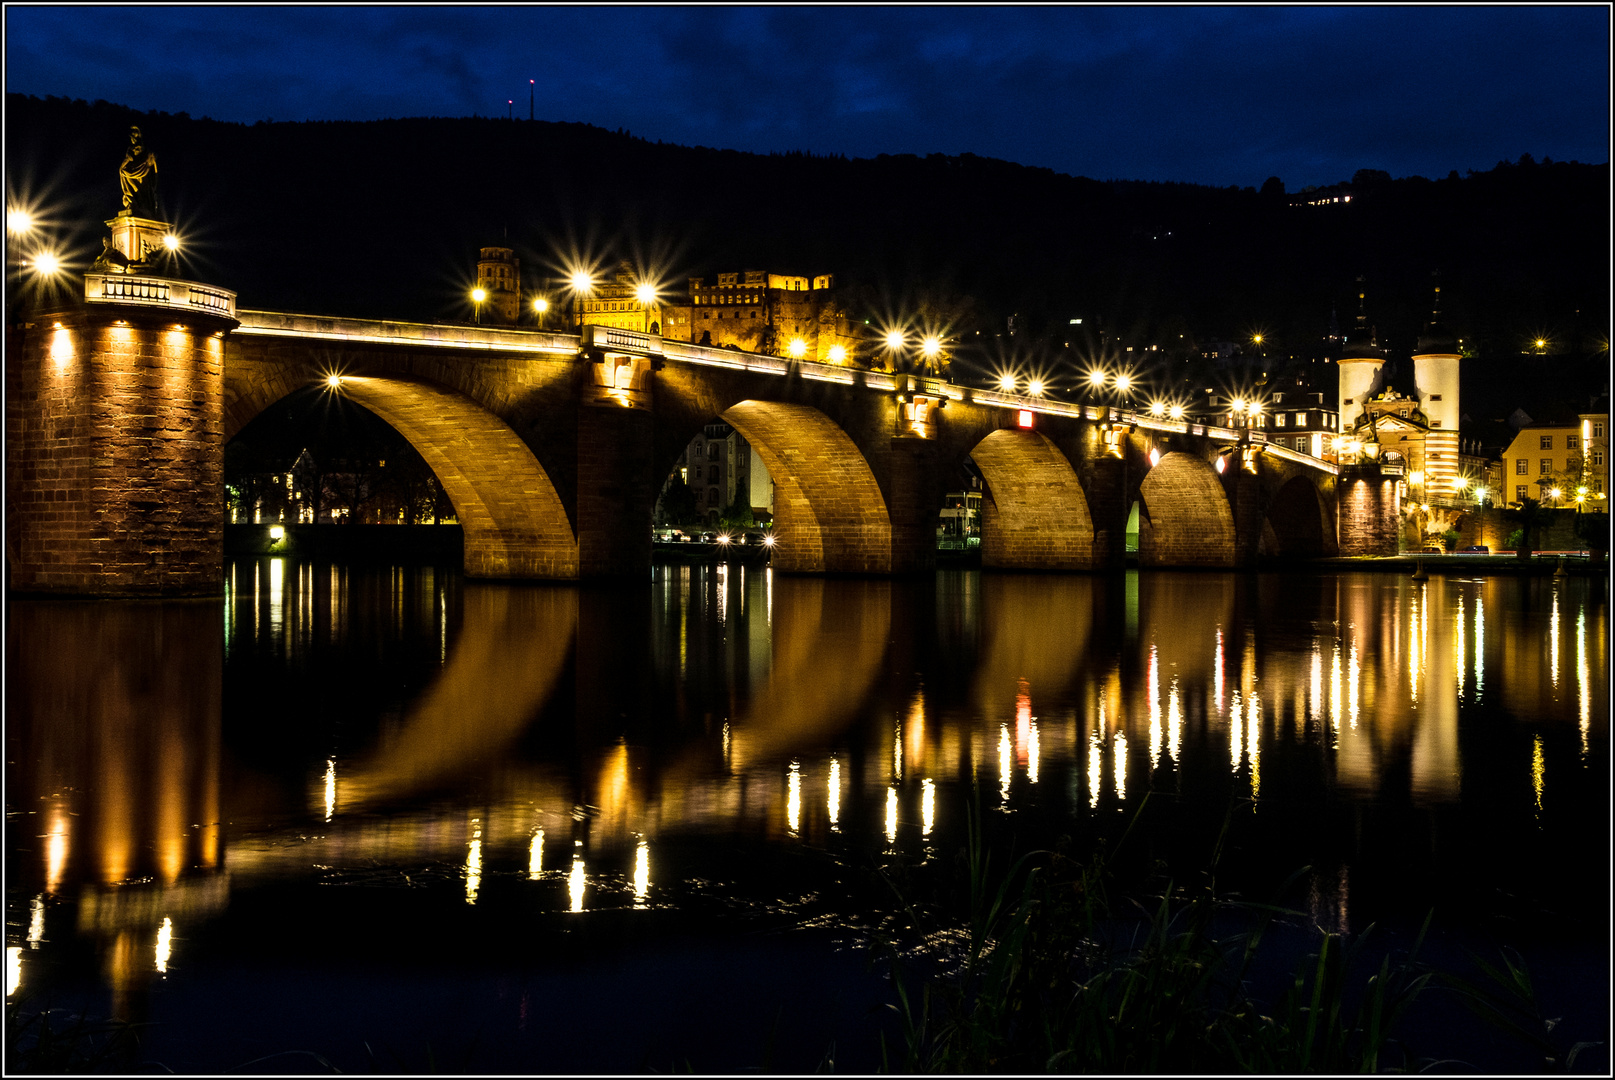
[
  {"x1": 1414, "y1": 273, "x2": 1460, "y2": 355},
  {"x1": 1341, "y1": 279, "x2": 1384, "y2": 362}
]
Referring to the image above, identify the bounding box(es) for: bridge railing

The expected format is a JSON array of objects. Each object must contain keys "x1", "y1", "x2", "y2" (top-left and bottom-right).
[
  {"x1": 85, "y1": 273, "x2": 237, "y2": 320},
  {"x1": 582, "y1": 324, "x2": 663, "y2": 355},
  {"x1": 234, "y1": 311, "x2": 579, "y2": 355}
]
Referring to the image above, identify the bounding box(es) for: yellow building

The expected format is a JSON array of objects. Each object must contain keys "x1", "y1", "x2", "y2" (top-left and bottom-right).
[
  {"x1": 1501, "y1": 412, "x2": 1609, "y2": 508},
  {"x1": 474, "y1": 247, "x2": 521, "y2": 324},
  {"x1": 575, "y1": 261, "x2": 663, "y2": 335},
  {"x1": 663, "y1": 269, "x2": 858, "y2": 364}
]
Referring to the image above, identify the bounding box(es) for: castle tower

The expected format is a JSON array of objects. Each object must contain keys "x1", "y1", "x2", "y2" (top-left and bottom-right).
[
  {"x1": 1410, "y1": 274, "x2": 1463, "y2": 498},
  {"x1": 475, "y1": 246, "x2": 521, "y2": 324},
  {"x1": 1336, "y1": 277, "x2": 1385, "y2": 433}
]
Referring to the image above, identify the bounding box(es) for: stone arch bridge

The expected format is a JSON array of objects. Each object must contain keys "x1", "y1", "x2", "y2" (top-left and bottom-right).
[{"x1": 8, "y1": 283, "x2": 1388, "y2": 596}]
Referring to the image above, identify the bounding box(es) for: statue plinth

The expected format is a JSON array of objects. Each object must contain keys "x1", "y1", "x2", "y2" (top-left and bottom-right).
[{"x1": 105, "y1": 213, "x2": 171, "y2": 267}]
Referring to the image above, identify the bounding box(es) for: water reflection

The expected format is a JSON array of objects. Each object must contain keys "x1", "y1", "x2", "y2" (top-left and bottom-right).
[{"x1": 7, "y1": 566, "x2": 1608, "y2": 1020}]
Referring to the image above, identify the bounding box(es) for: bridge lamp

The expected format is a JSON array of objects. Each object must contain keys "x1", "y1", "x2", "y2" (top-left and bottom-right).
[
  {"x1": 788, "y1": 337, "x2": 808, "y2": 359},
  {"x1": 1169, "y1": 404, "x2": 1185, "y2": 421},
  {"x1": 6, "y1": 208, "x2": 33, "y2": 234},
  {"x1": 716, "y1": 532, "x2": 731, "y2": 546},
  {"x1": 1149, "y1": 400, "x2": 1166, "y2": 417},
  {"x1": 1215, "y1": 455, "x2": 1227, "y2": 474},
  {"x1": 1548, "y1": 486, "x2": 1562, "y2": 500},
  {"x1": 31, "y1": 252, "x2": 61, "y2": 276},
  {"x1": 997, "y1": 373, "x2": 1017, "y2": 392},
  {"x1": 762, "y1": 533, "x2": 776, "y2": 547},
  {"x1": 828, "y1": 344, "x2": 847, "y2": 363},
  {"x1": 325, "y1": 374, "x2": 343, "y2": 390},
  {"x1": 1086, "y1": 370, "x2": 1106, "y2": 389},
  {"x1": 1027, "y1": 378, "x2": 1045, "y2": 397},
  {"x1": 883, "y1": 330, "x2": 904, "y2": 350},
  {"x1": 921, "y1": 335, "x2": 941, "y2": 358},
  {"x1": 635, "y1": 282, "x2": 656, "y2": 305},
  {"x1": 268, "y1": 525, "x2": 285, "y2": 540},
  {"x1": 569, "y1": 270, "x2": 594, "y2": 293},
  {"x1": 533, "y1": 297, "x2": 548, "y2": 313},
  {"x1": 1114, "y1": 373, "x2": 1132, "y2": 393},
  {"x1": 162, "y1": 234, "x2": 179, "y2": 252},
  {"x1": 470, "y1": 286, "x2": 487, "y2": 324}
]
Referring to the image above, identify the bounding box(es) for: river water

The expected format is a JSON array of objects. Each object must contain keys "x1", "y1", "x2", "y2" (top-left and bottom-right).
[{"x1": 6, "y1": 560, "x2": 1609, "y2": 1072}]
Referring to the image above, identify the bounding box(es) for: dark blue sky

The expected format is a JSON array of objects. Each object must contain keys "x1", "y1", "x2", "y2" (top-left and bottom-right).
[{"x1": 5, "y1": 5, "x2": 1609, "y2": 189}]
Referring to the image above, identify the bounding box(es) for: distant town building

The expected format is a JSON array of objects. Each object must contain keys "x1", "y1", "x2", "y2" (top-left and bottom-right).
[
  {"x1": 657, "y1": 422, "x2": 775, "y2": 527},
  {"x1": 576, "y1": 261, "x2": 663, "y2": 335},
  {"x1": 658, "y1": 269, "x2": 858, "y2": 364},
  {"x1": 1500, "y1": 412, "x2": 1609, "y2": 507},
  {"x1": 475, "y1": 247, "x2": 521, "y2": 324}
]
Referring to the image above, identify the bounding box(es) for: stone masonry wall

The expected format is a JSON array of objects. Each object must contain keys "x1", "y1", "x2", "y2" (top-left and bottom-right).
[{"x1": 7, "y1": 310, "x2": 228, "y2": 596}]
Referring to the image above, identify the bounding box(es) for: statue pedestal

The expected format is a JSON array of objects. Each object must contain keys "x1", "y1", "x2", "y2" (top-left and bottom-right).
[{"x1": 106, "y1": 213, "x2": 170, "y2": 264}]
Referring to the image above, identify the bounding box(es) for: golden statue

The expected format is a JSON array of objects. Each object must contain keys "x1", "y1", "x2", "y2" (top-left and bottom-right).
[{"x1": 118, "y1": 126, "x2": 161, "y2": 218}]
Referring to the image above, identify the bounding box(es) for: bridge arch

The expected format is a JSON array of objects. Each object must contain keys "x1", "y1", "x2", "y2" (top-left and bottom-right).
[
  {"x1": 1260, "y1": 474, "x2": 1333, "y2": 559},
  {"x1": 968, "y1": 429, "x2": 1095, "y2": 570},
  {"x1": 717, "y1": 400, "x2": 892, "y2": 573},
  {"x1": 230, "y1": 373, "x2": 579, "y2": 579},
  {"x1": 1137, "y1": 451, "x2": 1237, "y2": 567}
]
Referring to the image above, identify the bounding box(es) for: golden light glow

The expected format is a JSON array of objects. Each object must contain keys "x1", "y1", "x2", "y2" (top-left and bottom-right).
[
  {"x1": 1453, "y1": 476, "x2": 1469, "y2": 491},
  {"x1": 1532, "y1": 733, "x2": 1545, "y2": 813},
  {"x1": 921, "y1": 335, "x2": 941, "y2": 357},
  {"x1": 6, "y1": 948, "x2": 20, "y2": 998},
  {"x1": 827, "y1": 758, "x2": 841, "y2": 830},
  {"x1": 999, "y1": 723, "x2": 1013, "y2": 801},
  {"x1": 1149, "y1": 400, "x2": 1166, "y2": 417},
  {"x1": 528, "y1": 828, "x2": 544, "y2": 879},
  {"x1": 998, "y1": 373, "x2": 1017, "y2": 391},
  {"x1": 269, "y1": 524, "x2": 286, "y2": 541},
  {"x1": 921, "y1": 777, "x2": 935, "y2": 837},
  {"x1": 788, "y1": 338, "x2": 807, "y2": 359},
  {"x1": 1027, "y1": 379, "x2": 1045, "y2": 396},
  {"x1": 1232, "y1": 398, "x2": 1247, "y2": 414},
  {"x1": 162, "y1": 234, "x2": 179, "y2": 251},
  {"x1": 1149, "y1": 447, "x2": 1161, "y2": 467},
  {"x1": 1169, "y1": 404, "x2": 1184, "y2": 420},
  {"x1": 828, "y1": 344, "x2": 847, "y2": 363},
  {"x1": 1087, "y1": 370, "x2": 1106, "y2": 387},
  {"x1": 1113, "y1": 730, "x2": 1127, "y2": 801},
  {"x1": 1114, "y1": 374, "x2": 1132, "y2": 392},
  {"x1": 635, "y1": 282, "x2": 656, "y2": 305},
  {"x1": 569, "y1": 270, "x2": 593, "y2": 292},
  {"x1": 786, "y1": 760, "x2": 801, "y2": 835},
  {"x1": 1408, "y1": 470, "x2": 1424, "y2": 485},
  {"x1": 6, "y1": 208, "x2": 33, "y2": 234},
  {"x1": 884, "y1": 787, "x2": 898, "y2": 843},
  {"x1": 465, "y1": 824, "x2": 482, "y2": 905},
  {"x1": 325, "y1": 374, "x2": 343, "y2": 389},
  {"x1": 1548, "y1": 487, "x2": 1562, "y2": 500},
  {"x1": 471, "y1": 287, "x2": 487, "y2": 303},
  {"x1": 1215, "y1": 456, "x2": 1227, "y2": 474},
  {"x1": 33, "y1": 252, "x2": 60, "y2": 275},
  {"x1": 1252, "y1": 334, "x2": 1263, "y2": 345},
  {"x1": 28, "y1": 896, "x2": 44, "y2": 948},
  {"x1": 533, "y1": 297, "x2": 549, "y2": 313},
  {"x1": 633, "y1": 838, "x2": 649, "y2": 905},
  {"x1": 884, "y1": 330, "x2": 904, "y2": 350},
  {"x1": 155, "y1": 916, "x2": 173, "y2": 973},
  {"x1": 1027, "y1": 722, "x2": 1040, "y2": 784},
  {"x1": 569, "y1": 853, "x2": 585, "y2": 912}
]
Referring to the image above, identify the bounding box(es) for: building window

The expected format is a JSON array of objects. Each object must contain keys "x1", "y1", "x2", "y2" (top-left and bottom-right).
[
  {"x1": 708, "y1": 465, "x2": 718, "y2": 481},
  {"x1": 1516, "y1": 485, "x2": 1527, "y2": 501},
  {"x1": 1540, "y1": 435, "x2": 1553, "y2": 449},
  {"x1": 1595, "y1": 422, "x2": 1605, "y2": 438},
  {"x1": 1567, "y1": 436, "x2": 1580, "y2": 449},
  {"x1": 708, "y1": 487, "x2": 720, "y2": 505},
  {"x1": 1516, "y1": 459, "x2": 1528, "y2": 475},
  {"x1": 1594, "y1": 451, "x2": 1606, "y2": 468},
  {"x1": 1540, "y1": 459, "x2": 1553, "y2": 474},
  {"x1": 1276, "y1": 413, "x2": 1286, "y2": 427}
]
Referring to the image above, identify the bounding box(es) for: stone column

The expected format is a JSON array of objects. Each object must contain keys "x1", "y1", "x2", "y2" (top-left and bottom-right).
[
  {"x1": 1229, "y1": 468, "x2": 1265, "y2": 567},
  {"x1": 1083, "y1": 454, "x2": 1129, "y2": 571},
  {"x1": 1336, "y1": 463, "x2": 1402, "y2": 556},
  {"x1": 6, "y1": 303, "x2": 237, "y2": 596},
  {"x1": 576, "y1": 356, "x2": 656, "y2": 578},
  {"x1": 884, "y1": 436, "x2": 941, "y2": 573}
]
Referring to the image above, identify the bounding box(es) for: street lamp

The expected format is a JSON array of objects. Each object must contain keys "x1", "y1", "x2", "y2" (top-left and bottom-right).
[
  {"x1": 997, "y1": 373, "x2": 1017, "y2": 392},
  {"x1": 532, "y1": 296, "x2": 549, "y2": 329},
  {"x1": 568, "y1": 270, "x2": 594, "y2": 332},
  {"x1": 1027, "y1": 378, "x2": 1045, "y2": 396},
  {"x1": 635, "y1": 281, "x2": 657, "y2": 333},
  {"x1": 6, "y1": 208, "x2": 33, "y2": 234},
  {"x1": 471, "y1": 286, "x2": 487, "y2": 324}
]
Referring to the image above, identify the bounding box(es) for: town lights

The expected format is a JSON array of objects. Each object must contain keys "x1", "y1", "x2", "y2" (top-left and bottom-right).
[
  {"x1": 788, "y1": 338, "x2": 808, "y2": 359},
  {"x1": 32, "y1": 253, "x2": 60, "y2": 275}
]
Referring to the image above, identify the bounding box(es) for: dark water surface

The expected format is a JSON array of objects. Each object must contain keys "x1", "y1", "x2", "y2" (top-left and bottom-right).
[{"x1": 7, "y1": 561, "x2": 1609, "y2": 1072}]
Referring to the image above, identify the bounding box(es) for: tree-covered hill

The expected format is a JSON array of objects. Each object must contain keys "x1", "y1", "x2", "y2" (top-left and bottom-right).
[{"x1": 6, "y1": 93, "x2": 1607, "y2": 372}]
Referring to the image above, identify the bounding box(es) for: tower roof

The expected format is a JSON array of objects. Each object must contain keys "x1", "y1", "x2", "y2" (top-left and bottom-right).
[
  {"x1": 1340, "y1": 277, "x2": 1384, "y2": 362},
  {"x1": 1414, "y1": 275, "x2": 1460, "y2": 355}
]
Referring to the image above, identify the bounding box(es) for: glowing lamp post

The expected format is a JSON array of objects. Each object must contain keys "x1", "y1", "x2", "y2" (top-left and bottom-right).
[
  {"x1": 532, "y1": 296, "x2": 549, "y2": 329},
  {"x1": 471, "y1": 287, "x2": 487, "y2": 324},
  {"x1": 569, "y1": 271, "x2": 594, "y2": 332},
  {"x1": 6, "y1": 208, "x2": 33, "y2": 235}
]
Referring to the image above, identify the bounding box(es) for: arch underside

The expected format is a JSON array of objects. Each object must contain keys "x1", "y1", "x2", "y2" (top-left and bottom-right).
[
  {"x1": 971, "y1": 429, "x2": 1095, "y2": 570},
  {"x1": 1139, "y1": 452, "x2": 1237, "y2": 567},
  {"x1": 1261, "y1": 475, "x2": 1334, "y2": 559},
  {"x1": 327, "y1": 376, "x2": 578, "y2": 579},
  {"x1": 720, "y1": 400, "x2": 892, "y2": 573}
]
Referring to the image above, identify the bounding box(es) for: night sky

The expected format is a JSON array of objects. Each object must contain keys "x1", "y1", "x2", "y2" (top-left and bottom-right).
[{"x1": 5, "y1": 6, "x2": 1608, "y2": 190}]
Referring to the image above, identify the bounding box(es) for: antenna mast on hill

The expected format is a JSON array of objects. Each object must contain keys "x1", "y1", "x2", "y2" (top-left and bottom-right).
[{"x1": 530, "y1": 79, "x2": 535, "y2": 121}]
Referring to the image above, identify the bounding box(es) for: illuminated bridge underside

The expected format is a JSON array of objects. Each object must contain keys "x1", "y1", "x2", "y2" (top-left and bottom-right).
[
  {"x1": 721, "y1": 400, "x2": 893, "y2": 574},
  {"x1": 1139, "y1": 452, "x2": 1237, "y2": 568},
  {"x1": 971, "y1": 430, "x2": 1096, "y2": 570},
  {"x1": 338, "y1": 377, "x2": 579, "y2": 579}
]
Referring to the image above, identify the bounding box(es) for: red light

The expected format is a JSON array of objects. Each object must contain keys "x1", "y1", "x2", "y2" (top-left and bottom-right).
[{"x1": 1017, "y1": 410, "x2": 1034, "y2": 429}]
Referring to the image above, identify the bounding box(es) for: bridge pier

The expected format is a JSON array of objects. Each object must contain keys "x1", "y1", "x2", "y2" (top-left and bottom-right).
[
  {"x1": 7, "y1": 303, "x2": 237, "y2": 597},
  {"x1": 577, "y1": 401, "x2": 656, "y2": 578},
  {"x1": 885, "y1": 437, "x2": 942, "y2": 573},
  {"x1": 1084, "y1": 455, "x2": 1129, "y2": 571},
  {"x1": 1336, "y1": 463, "x2": 1401, "y2": 556}
]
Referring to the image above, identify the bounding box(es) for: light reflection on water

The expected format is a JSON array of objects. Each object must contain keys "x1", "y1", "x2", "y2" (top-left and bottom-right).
[{"x1": 5, "y1": 565, "x2": 1609, "y2": 1018}]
